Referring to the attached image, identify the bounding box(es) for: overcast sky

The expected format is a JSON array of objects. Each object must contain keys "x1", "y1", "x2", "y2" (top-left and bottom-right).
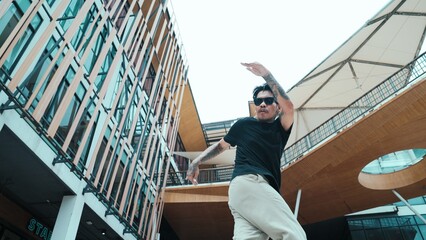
[{"x1": 168, "y1": 0, "x2": 391, "y2": 124}]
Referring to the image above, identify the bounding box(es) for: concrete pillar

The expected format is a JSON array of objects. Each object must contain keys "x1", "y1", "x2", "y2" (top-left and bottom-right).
[{"x1": 51, "y1": 194, "x2": 85, "y2": 240}]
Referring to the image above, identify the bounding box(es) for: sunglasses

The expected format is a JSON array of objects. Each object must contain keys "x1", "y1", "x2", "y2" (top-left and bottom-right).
[{"x1": 253, "y1": 97, "x2": 276, "y2": 106}]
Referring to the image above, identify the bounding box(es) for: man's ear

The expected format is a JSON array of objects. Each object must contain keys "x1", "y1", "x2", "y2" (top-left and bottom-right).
[{"x1": 276, "y1": 105, "x2": 282, "y2": 115}]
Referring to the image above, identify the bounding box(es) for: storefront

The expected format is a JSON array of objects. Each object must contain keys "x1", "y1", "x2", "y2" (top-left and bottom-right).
[{"x1": 0, "y1": 196, "x2": 52, "y2": 240}]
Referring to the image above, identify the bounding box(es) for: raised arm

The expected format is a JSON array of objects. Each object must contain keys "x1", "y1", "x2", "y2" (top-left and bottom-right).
[
  {"x1": 241, "y1": 62, "x2": 294, "y2": 131},
  {"x1": 186, "y1": 138, "x2": 231, "y2": 185}
]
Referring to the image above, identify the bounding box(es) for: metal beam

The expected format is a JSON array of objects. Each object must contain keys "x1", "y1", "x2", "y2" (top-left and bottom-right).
[{"x1": 392, "y1": 189, "x2": 426, "y2": 224}]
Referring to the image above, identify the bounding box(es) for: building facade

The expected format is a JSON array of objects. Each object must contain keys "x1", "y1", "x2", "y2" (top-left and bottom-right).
[{"x1": 0, "y1": 0, "x2": 191, "y2": 239}]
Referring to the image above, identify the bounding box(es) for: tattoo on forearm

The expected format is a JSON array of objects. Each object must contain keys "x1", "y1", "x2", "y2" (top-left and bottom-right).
[
  {"x1": 264, "y1": 73, "x2": 290, "y2": 100},
  {"x1": 199, "y1": 142, "x2": 225, "y2": 163}
]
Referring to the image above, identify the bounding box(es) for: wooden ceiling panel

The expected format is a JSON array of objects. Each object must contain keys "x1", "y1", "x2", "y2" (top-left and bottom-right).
[{"x1": 178, "y1": 83, "x2": 207, "y2": 151}]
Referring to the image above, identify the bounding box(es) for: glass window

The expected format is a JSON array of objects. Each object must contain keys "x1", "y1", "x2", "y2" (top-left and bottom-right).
[
  {"x1": 418, "y1": 225, "x2": 426, "y2": 239},
  {"x1": 114, "y1": 76, "x2": 132, "y2": 124},
  {"x1": 103, "y1": 150, "x2": 119, "y2": 195},
  {"x1": 70, "y1": 4, "x2": 98, "y2": 50},
  {"x1": 137, "y1": 119, "x2": 151, "y2": 162},
  {"x1": 382, "y1": 227, "x2": 403, "y2": 240},
  {"x1": 413, "y1": 149, "x2": 426, "y2": 159},
  {"x1": 400, "y1": 226, "x2": 420, "y2": 240},
  {"x1": 77, "y1": 113, "x2": 98, "y2": 171},
  {"x1": 398, "y1": 216, "x2": 416, "y2": 226},
  {"x1": 116, "y1": 155, "x2": 130, "y2": 206},
  {"x1": 394, "y1": 201, "x2": 406, "y2": 207},
  {"x1": 0, "y1": 4, "x2": 21, "y2": 47},
  {"x1": 414, "y1": 215, "x2": 426, "y2": 225},
  {"x1": 408, "y1": 197, "x2": 426, "y2": 205},
  {"x1": 133, "y1": 178, "x2": 148, "y2": 225},
  {"x1": 110, "y1": 159, "x2": 125, "y2": 201},
  {"x1": 68, "y1": 95, "x2": 98, "y2": 169},
  {"x1": 83, "y1": 22, "x2": 110, "y2": 73},
  {"x1": 1, "y1": 11, "x2": 42, "y2": 77},
  {"x1": 18, "y1": 37, "x2": 63, "y2": 107},
  {"x1": 380, "y1": 217, "x2": 399, "y2": 228},
  {"x1": 350, "y1": 212, "x2": 426, "y2": 240},
  {"x1": 365, "y1": 229, "x2": 384, "y2": 240},
  {"x1": 103, "y1": 54, "x2": 125, "y2": 109},
  {"x1": 131, "y1": 104, "x2": 146, "y2": 148},
  {"x1": 363, "y1": 218, "x2": 381, "y2": 229},
  {"x1": 95, "y1": 44, "x2": 117, "y2": 91},
  {"x1": 136, "y1": 43, "x2": 151, "y2": 79},
  {"x1": 121, "y1": 13, "x2": 136, "y2": 43},
  {"x1": 98, "y1": 142, "x2": 114, "y2": 189},
  {"x1": 122, "y1": 172, "x2": 138, "y2": 216},
  {"x1": 41, "y1": 67, "x2": 76, "y2": 129},
  {"x1": 122, "y1": 82, "x2": 140, "y2": 139},
  {"x1": 115, "y1": 0, "x2": 130, "y2": 30},
  {"x1": 78, "y1": 16, "x2": 101, "y2": 59},
  {"x1": 54, "y1": 83, "x2": 86, "y2": 145},
  {"x1": 363, "y1": 149, "x2": 426, "y2": 174},
  {"x1": 143, "y1": 64, "x2": 155, "y2": 97},
  {"x1": 46, "y1": 0, "x2": 56, "y2": 7},
  {"x1": 91, "y1": 136, "x2": 107, "y2": 180},
  {"x1": 0, "y1": 0, "x2": 31, "y2": 46},
  {"x1": 57, "y1": 0, "x2": 85, "y2": 32},
  {"x1": 145, "y1": 138, "x2": 158, "y2": 174}
]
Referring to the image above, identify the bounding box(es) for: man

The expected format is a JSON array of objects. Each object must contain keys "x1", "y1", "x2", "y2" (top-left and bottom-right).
[{"x1": 186, "y1": 62, "x2": 307, "y2": 240}]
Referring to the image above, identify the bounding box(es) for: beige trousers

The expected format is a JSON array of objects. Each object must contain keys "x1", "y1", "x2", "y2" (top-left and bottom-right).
[{"x1": 228, "y1": 174, "x2": 307, "y2": 240}]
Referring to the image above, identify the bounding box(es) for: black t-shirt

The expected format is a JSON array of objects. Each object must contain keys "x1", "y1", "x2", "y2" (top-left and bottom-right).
[{"x1": 224, "y1": 117, "x2": 292, "y2": 192}]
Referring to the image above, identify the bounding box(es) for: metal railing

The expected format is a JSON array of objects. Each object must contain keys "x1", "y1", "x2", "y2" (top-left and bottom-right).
[
  {"x1": 167, "y1": 52, "x2": 426, "y2": 186},
  {"x1": 281, "y1": 53, "x2": 425, "y2": 165},
  {"x1": 166, "y1": 165, "x2": 234, "y2": 186}
]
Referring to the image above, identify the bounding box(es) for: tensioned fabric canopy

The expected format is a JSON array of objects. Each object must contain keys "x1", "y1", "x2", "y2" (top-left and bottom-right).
[
  {"x1": 175, "y1": 0, "x2": 426, "y2": 166},
  {"x1": 288, "y1": 0, "x2": 426, "y2": 145}
]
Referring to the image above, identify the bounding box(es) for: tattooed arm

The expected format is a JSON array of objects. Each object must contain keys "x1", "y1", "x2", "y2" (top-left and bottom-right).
[
  {"x1": 241, "y1": 62, "x2": 294, "y2": 131},
  {"x1": 186, "y1": 138, "x2": 230, "y2": 185}
]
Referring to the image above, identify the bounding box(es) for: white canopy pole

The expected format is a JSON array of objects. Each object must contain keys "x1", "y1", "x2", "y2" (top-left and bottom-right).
[
  {"x1": 392, "y1": 189, "x2": 426, "y2": 225},
  {"x1": 294, "y1": 189, "x2": 302, "y2": 218}
]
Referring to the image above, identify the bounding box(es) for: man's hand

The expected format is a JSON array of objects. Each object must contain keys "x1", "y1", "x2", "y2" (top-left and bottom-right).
[
  {"x1": 186, "y1": 162, "x2": 200, "y2": 185},
  {"x1": 185, "y1": 139, "x2": 230, "y2": 185},
  {"x1": 241, "y1": 62, "x2": 270, "y2": 77}
]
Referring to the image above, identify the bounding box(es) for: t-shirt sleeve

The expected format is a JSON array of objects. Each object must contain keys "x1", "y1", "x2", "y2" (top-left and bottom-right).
[
  {"x1": 223, "y1": 119, "x2": 243, "y2": 147},
  {"x1": 278, "y1": 119, "x2": 293, "y2": 141}
]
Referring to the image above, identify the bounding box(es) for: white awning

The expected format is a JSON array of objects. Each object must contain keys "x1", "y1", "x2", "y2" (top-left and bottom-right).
[{"x1": 287, "y1": 0, "x2": 426, "y2": 144}]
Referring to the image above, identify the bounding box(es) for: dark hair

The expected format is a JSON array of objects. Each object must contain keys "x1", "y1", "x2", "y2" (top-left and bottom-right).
[{"x1": 252, "y1": 83, "x2": 274, "y2": 100}]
